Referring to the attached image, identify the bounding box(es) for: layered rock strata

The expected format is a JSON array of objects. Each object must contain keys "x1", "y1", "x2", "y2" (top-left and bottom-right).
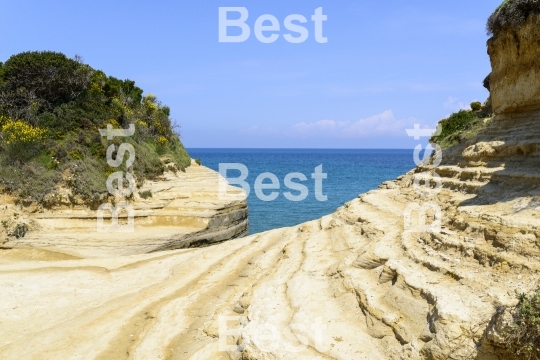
[
  {"x1": 488, "y1": 14, "x2": 540, "y2": 114},
  {"x1": 0, "y1": 161, "x2": 248, "y2": 258},
  {"x1": 1, "y1": 155, "x2": 538, "y2": 359}
]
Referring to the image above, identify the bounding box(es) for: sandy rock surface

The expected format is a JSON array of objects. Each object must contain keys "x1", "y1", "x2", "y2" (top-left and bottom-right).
[
  {"x1": 0, "y1": 162, "x2": 248, "y2": 257},
  {"x1": 489, "y1": 15, "x2": 540, "y2": 114},
  {"x1": 1, "y1": 122, "x2": 540, "y2": 358}
]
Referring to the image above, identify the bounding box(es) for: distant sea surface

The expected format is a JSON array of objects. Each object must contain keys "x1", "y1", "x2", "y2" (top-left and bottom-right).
[{"x1": 187, "y1": 149, "x2": 415, "y2": 235}]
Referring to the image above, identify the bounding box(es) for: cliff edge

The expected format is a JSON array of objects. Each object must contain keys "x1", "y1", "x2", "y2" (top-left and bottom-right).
[
  {"x1": 489, "y1": 12, "x2": 540, "y2": 114},
  {"x1": 0, "y1": 160, "x2": 248, "y2": 258}
]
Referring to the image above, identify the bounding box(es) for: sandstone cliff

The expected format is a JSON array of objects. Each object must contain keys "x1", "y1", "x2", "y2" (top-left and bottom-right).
[
  {"x1": 0, "y1": 160, "x2": 248, "y2": 257},
  {"x1": 488, "y1": 7, "x2": 540, "y2": 114},
  {"x1": 1, "y1": 11, "x2": 540, "y2": 360}
]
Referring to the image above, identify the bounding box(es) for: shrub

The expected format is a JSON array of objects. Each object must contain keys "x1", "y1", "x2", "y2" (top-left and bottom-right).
[
  {"x1": 0, "y1": 114, "x2": 8, "y2": 127},
  {"x1": 101, "y1": 74, "x2": 143, "y2": 106},
  {"x1": 1, "y1": 118, "x2": 47, "y2": 144},
  {"x1": 9, "y1": 223, "x2": 28, "y2": 238},
  {"x1": 0, "y1": 50, "x2": 191, "y2": 205},
  {"x1": 471, "y1": 101, "x2": 482, "y2": 111},
  {"x1": 195, "y1": 158, "x2": 201, "y2": 166},
  {"x1": 165, "y1": 163, "x2": 176, "y2": 173},
  {"x1": 0, "y1": 119, "x2": 47, "y2": 161},
  {"x1": 504, "y1": 289, "x2": 540, "y2": 359},
  {"x1": 63, "y1": 158, "x2": 108, "y2": 201},
  {"x1": 156, "y1": 136, "x2": 168, "y2": 147},
  {"x1": 140, "y1": 190, "x2": 152, "y2": 199},
  {"x1": 33, "y1": 152, "x2": 60, "y2": 170},
  {"x1": 68, "y1": 149, "x2": 84, "y2": 160},
  {"x1": 433, "y1": 110, "x2": 478, "y2": 140},
  {"x1": 487, "y1": 0, "x2": 540, "y2": 36},
  {"x1": 0, "y1": 51, "x2": 92, "y2": 119},
  {"x1": 429, "y1": 110, "x2": 486, "y2": 149},
  {"x1": 483, "y1": 73, "x2": 491, "y2": 91},
  {"x1": 0, "y1": 162, "x2": 61, "y2": 203},
  {"x1": 129, "y1": 140, "x2": 166, "y2": 184}
]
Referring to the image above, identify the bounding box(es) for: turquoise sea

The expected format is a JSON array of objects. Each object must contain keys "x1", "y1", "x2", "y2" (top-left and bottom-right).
[{"x1": 187, "y1": 149, "x2": 415, "y2": 234}]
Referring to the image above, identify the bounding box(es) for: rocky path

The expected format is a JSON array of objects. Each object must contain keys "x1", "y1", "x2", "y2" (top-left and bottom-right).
[{"x1": 0, "y1": 215, "x2": 389, "y2": 359}]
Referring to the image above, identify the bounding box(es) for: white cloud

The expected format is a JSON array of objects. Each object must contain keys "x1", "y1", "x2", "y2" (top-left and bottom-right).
[
  {"x1": 237, "y1": 111, "x2": 439, "y2": 148},
  {"x1": 444, "y1": 96, "x2": 470, "y2": 112},
  {"x1": 289, "y1": 110, "x2": 416, "y2": 139}
]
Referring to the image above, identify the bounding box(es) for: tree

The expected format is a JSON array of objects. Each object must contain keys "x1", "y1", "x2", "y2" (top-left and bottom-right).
[{"x1": 0, "y1": 51, "x2": 92, "y2": 123}]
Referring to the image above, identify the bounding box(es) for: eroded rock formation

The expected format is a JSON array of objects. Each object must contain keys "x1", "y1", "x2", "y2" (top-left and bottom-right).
[
  {"x1": 489, "y1": 14, "x2": 540, "y2": 114},
  {"x1": 0, "y1": 161, "x2": 248, "y2": 257}
]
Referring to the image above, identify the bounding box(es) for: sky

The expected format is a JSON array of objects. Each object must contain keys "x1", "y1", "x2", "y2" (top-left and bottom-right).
[{"x1": 0, "y1": 0, "x2": 501, "y2": 148}]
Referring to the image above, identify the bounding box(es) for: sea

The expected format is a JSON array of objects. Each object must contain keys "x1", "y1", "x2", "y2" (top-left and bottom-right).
[{"x1": 187, "y1": 149, "x2": 416, "y2": 235}]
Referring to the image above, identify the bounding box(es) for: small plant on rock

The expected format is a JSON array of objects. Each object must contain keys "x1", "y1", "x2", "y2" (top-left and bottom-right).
[
  {"x1": 10, "y1": 223, "x2": 28, "y2": 238},
  {"x1": 471, "y1": 101, "x2": 482, "y2": 111},
  {"x1": 504, "y1": 288, "x2": 540, "y2": 359},
  {"x1": 140, "y1": 190, "x2": 152, "y2": 199}
]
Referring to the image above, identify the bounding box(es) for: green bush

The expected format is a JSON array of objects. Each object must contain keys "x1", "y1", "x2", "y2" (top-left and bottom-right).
[
  {"x1": 504, "y1": 289, "x2": 540, "y2": 359},
  {"x1": 100, "y1": 73, "x2": 143, "y2": 105},
  {"x1": 0, "y1": 162, "x2": 61, "y2": 203},
  {"x1": 487, "y1": 0, "x2": 540, "y2": 36},
  {"x1": 433, "y1": 110, "x2": 479, "y2": 139},
  {"x1": 430, "y1": 110, "x2": 487, "y2": 149},
  {"x1": 471, "y1": 101, "x2": 482, "y2": 111},
  {"x1": 0, "y1": 51, "x2": 92, "y2": 120},
  {"x1": 64, "y1": 158, "x2": 108, "y2": 202},
  {"x1": 0, "y1": 118, "x2": 47, "y2": 162},
  {"x1": 0, "y1": 51, "x2": 191, "y2": 205},
  {"x1": 139, "y1": 190, "x2": 152, "y2": 199}
]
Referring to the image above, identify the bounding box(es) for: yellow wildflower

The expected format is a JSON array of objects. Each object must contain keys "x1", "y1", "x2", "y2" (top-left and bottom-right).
[
  {"x1": 1, "y1": 119, "x2": 47, "y2": 145},
  {"x1": 156, "y1": 136, "x2": 168, "y2": 147}
]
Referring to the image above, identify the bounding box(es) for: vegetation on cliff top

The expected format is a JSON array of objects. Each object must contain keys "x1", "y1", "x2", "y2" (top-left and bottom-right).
[
  {"x1": 0, "y1": 51, "x2": 190, "y2": 206},
  {"x1": 430, "y1": 102, "x2": 492, "y2": 150},
  {"x1": 487, "y1": 0, "x2": 540, "y2": 36}
]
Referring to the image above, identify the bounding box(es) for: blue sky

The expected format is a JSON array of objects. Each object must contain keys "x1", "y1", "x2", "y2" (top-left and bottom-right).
[{"x1": 0, "y1": 0, "x2": 501, "y2": 148}]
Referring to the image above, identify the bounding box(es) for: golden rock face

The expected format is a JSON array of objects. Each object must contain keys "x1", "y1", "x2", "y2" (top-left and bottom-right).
[
  {"x1": 0, "y1": 161, "x2": 248, "y2": 258},
  {"x1": 488, "y1": 15, "x2": 540, "y2": 114}
]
